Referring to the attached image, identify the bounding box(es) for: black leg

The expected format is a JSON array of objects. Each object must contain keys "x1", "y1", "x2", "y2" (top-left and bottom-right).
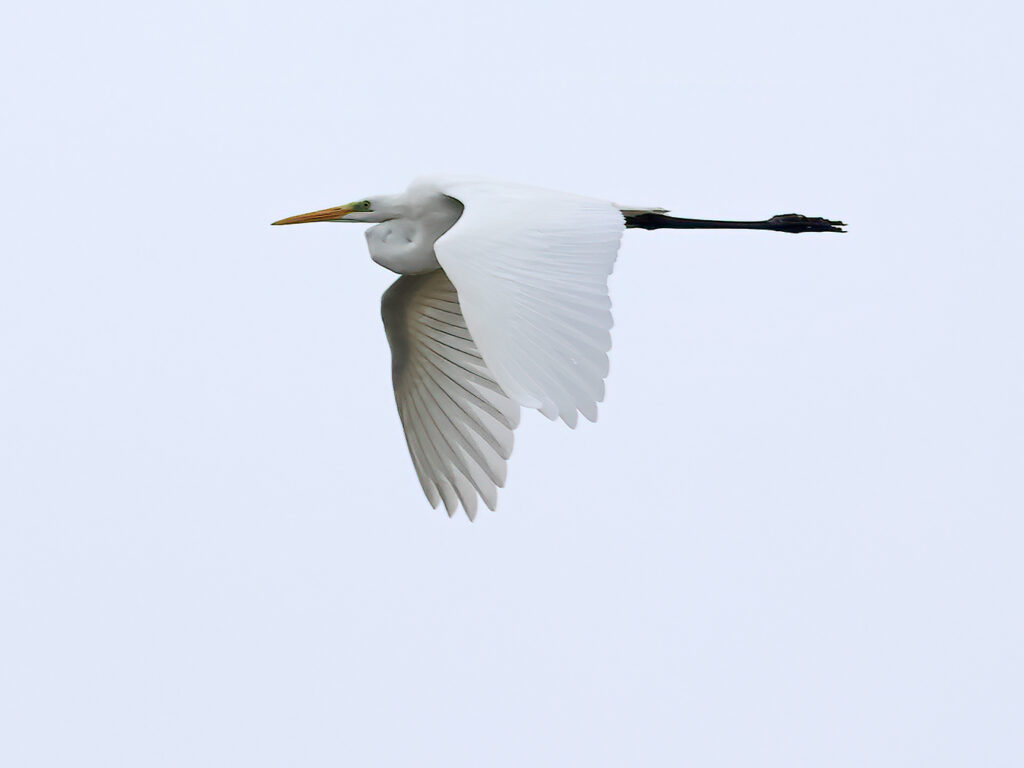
[{"x1": 625, "y1": 212, "x2": 846, "y2": 233}]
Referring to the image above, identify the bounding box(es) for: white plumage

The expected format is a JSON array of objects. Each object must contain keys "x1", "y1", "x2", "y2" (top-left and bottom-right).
[{"x1": 375, "y1": 176, "x2": 623, "y2": 516}]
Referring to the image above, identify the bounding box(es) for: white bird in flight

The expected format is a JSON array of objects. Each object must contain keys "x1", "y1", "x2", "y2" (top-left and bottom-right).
[{"x1": 273, "y1": 175, "x2": 844, "y2": 519}]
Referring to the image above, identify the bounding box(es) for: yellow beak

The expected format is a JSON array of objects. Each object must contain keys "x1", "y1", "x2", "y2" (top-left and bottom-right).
[{"x1": 271, "y1": 204, "x2": 354, "y2": 225}]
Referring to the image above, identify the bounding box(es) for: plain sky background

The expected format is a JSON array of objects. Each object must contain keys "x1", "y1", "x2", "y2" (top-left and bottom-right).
[{"x1": 2, "y1": 0, "x2": 1021, "y2": 765}]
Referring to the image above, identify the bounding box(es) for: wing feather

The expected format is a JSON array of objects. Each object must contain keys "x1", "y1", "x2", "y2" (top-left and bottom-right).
[
  {"x1": 381, "y1": 269, "x2": 520, "y2": 519},
  {"x1": 423, "y1": 177, "x2": 625, "y2": 425}
]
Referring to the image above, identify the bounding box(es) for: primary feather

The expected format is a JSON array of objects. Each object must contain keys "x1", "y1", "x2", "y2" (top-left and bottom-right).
[{"x1": 381, "y1": 268, "x2": 520, "y2": 520}]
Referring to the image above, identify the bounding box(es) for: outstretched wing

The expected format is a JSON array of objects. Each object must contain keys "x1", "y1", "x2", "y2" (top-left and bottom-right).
[
  {"x1": 381, "y1": 269, "x2": 521, "y2": 520},
  {"x1": 422, "y1": 176, "x2": 625, "y2": 427}
]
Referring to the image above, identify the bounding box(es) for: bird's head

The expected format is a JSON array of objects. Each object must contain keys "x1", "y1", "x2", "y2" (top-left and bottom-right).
[{"x1": 272, "y1": 197, "x2": 398, "y2": 226}]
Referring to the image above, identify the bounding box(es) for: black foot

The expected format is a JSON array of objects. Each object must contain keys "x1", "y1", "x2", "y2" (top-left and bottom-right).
[{"x1": 768, "y1": 214, "x2": 847, "y2": 234}]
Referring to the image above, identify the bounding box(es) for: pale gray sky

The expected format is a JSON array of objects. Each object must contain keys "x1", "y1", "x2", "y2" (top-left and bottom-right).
[{"x1": 2, "y1": 0, "x2": 1021, "y2": 766}]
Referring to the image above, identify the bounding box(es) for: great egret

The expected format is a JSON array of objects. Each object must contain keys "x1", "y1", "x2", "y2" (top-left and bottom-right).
[{"x1": 273, "y1": 176, "x2": 844, "y2": 519}]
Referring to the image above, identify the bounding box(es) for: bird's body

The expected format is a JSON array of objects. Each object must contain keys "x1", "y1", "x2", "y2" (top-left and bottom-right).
[{"x1": 274, "y1": 175, "x2": 844, "y2": 518}]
